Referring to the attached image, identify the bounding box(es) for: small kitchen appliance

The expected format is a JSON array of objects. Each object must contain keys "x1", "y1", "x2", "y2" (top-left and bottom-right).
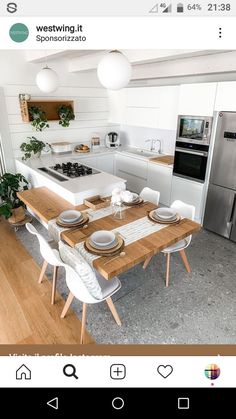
[{"x1": 105, "y1": 132, "x2": 120, "y2": 148}]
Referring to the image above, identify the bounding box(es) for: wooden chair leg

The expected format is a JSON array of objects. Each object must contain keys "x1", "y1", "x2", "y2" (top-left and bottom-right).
[
  {"x1": 38, "y1": 260, "x2": 48, "y2": 284},
  {"x1": 143, "y1": 255, "x2": 153, "y2": 270},
  {"x1": 61, "y1": 292, "x2": 74, "y2": 318},
  {"x1": 51, "y1": 266, "x2": 59, "y2": 305},
  {"x1": 106, "y1": 297, "x2": 122, "y2": 326},
  {"x1": 80, "y1": 303, "x2": 87, "y2": 344},
  {"x1": 165, "y1": 253, "x2": 171, "y2": 287},
  {"x1": 179, "y1": 249, "x2": 191, "y2": 273}
]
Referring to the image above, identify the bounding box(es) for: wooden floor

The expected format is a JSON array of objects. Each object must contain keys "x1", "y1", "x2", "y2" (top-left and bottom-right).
[{"x1": 0, "y1": 219, "x2": 94, "y2": 344}]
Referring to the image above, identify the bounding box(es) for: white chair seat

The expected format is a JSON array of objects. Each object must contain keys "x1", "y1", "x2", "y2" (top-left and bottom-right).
[
  {"x1": 162, "y1": 239, "x2": 188, "y2": 253},
  {"x1": 96, "y1": 273, "x2": 121, "y2": 299}
]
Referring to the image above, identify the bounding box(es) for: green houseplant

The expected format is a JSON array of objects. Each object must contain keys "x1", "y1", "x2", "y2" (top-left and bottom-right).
[
  {"x1": 28, "y1": 105, "x2": 49, "y2": 131},
  {"x1": 20, "y1": 136, "x2": 51, "y2": 161},
  {"x1": 0, "y1": 172, "x2": 28, "y2": 221},
  {"x1": 58, "y1": 104, "x2": 75, "y2": 127}
]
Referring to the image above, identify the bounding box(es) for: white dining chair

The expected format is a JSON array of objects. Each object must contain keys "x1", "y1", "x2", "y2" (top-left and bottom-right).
[
  {"x1": 25, "y1": 223, "x2": 64, "y2": 304},
  {"x1": 162, "y1": 200, "x2": 195, "y2": 287},
  {"x1": 140, "y1": 187, "x2": 160, "y2": 205},
  {"x1": 59, "y1": 241, "x2": 122, "y2": 344}
]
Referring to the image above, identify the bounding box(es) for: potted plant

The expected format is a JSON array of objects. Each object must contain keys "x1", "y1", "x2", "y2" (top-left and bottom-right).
[
  {"x1": 0, "y1": 172, "x2": 28, "y2": 223},
  {"x1": 58, "y1": 104, "x2": 75, "y2": 127},
  {"x1": 20, "y1": 136, "x2": 51, "y2": 161},
  {"x1": 28, "y1": 105, "x2": 49, "y2": 131}
]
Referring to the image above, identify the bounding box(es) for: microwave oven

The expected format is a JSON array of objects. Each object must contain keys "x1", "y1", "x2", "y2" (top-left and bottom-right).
[{"x1": 177, "y1": 115, "x2": 213, "y2": 146}]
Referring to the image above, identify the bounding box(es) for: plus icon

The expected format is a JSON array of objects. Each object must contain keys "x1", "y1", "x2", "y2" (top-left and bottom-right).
[{"x1": 110, "y1": 364, "x2": 126, "y2": 380}]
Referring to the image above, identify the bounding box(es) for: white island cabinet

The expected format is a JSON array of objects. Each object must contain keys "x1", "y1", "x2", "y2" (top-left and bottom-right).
[
  {"x1": 15, "y1": 155, "x2": 125, "y2": 206},
  {"x1": 147, "y1": 163, "x2": 173, "y2": 206}
]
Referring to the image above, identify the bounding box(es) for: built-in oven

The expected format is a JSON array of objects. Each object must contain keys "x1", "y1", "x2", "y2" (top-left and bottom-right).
[
  {"x1": 173, "y1": 141, "x2": 209, "y2": 183},
  {"x1": 177, "y1": 115, "x2": 212, "y2": 146}
]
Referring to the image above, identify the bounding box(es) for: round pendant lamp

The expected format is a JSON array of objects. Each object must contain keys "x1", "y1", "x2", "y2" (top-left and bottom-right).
[
  {"x1": 97, "y1": 50, "x2": 132, "y2": 90},
  {"x1": 36, "y1": 65, "x2": 59, "y2": 93}
]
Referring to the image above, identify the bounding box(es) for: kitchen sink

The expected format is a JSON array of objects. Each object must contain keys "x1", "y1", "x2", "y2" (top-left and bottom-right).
[{"x1": 122, "y1": 148, "x2": 163, "y2": 158}]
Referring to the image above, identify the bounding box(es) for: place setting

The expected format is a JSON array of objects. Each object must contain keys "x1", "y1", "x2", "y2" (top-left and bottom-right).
[
  {"x1": 84, "y1": 230, "x2": 125, "y2": 257},
  {"x1": 56, "y1": 209, "x2": 89, "y2": 229},
  {"x1": 121, "y1": 191, "x2": 144, "y2": 206},
  {"x1": 148, "y1": 207, "x2": 181, "y2": 225}
]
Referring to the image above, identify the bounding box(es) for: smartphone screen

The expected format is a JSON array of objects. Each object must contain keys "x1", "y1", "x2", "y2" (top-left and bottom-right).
[{"x1": 0, "y1": 0, "x2": 235, "y2": 414}]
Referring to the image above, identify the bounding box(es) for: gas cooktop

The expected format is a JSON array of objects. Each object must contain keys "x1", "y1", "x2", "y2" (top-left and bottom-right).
[
  {"x1": 51, "y1": 162, "x2": 100, "y2": 178},
  {"x1": 38, "y1": 162, "x2": 100, "y2": 182}
]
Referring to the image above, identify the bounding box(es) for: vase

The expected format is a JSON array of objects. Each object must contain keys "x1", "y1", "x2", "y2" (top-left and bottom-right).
[
  {"x1": 8, "y1": 207, "x2": 25, "y2": 224},
  {"x1": 112, "y1": 202, "x2": 124, "y2": 219}
]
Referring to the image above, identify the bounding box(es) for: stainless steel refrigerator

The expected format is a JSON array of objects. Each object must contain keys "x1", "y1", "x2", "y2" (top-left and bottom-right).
[{"x1": 204, "y1": 112, "x2": 236, "y2": 242}]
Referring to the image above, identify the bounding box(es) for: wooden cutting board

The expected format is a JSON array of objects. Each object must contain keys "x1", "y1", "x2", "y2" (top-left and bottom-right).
[{"x1": 149, "y1": 155, "x2": 174, "y2": 165}]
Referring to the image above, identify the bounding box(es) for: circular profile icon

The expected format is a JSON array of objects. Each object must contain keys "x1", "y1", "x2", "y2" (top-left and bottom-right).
[
  {"x1": 204, "y1": 364, "x2": 220, "y2": 380},
  {"x1": 9, "y1": 23, "x2": 29, "y2": 42}
]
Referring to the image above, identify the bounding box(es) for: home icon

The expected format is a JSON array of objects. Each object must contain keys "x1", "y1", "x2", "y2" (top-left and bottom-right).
[{"x1": 16, "y1": 364, "x2": 31, "y2": 380}]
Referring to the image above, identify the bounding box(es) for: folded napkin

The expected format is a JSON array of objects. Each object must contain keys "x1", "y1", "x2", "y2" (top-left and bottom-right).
[{"x1": 120, "y1": 190, "x2": 134, "y2": 203}]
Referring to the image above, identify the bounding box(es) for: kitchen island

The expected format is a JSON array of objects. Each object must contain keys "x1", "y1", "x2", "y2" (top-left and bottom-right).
[{"x1": 15, "y1": 152, "x2": 126, "y2": 205}]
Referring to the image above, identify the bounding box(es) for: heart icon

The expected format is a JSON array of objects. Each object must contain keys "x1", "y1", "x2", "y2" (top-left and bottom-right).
[{"x1": 157, "y1": 365, "x2": 173, "y2": 378}]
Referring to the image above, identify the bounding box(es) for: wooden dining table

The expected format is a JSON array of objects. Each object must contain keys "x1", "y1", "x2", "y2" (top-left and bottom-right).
[{"x1": 18, "y1": 187, "x2": 201, "y2": 280}]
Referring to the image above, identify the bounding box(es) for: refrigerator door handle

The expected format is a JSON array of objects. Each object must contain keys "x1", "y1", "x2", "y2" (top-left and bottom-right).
[
  {"x1": 229, "y1": 193, "x2": 236, "y2": 222},
  {"x1": 226, "y1": 194, "x2": 236, "y2": 235}
]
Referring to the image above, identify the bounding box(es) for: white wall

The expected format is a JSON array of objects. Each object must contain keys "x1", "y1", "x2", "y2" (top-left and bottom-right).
[
  {"x1": 120, "y1": 125, "x2": 176, "y2": 154},
  {"x1": 0, "y1": 51, "x2": 119, "y2": 164}
]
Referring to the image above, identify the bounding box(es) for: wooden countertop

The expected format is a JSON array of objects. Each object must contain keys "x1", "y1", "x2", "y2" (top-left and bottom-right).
[
  {"x1": 149, "y1": 155, "x2": 174, "y2": 165},
  {"x1": 17, "y1": 187, "x2": 87, "y2": 224}
]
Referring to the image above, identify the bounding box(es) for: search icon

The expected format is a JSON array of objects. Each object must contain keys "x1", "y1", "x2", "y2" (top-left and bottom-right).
[{"x1": 63, "y1": 364, "x2": 78, "y2": 379}]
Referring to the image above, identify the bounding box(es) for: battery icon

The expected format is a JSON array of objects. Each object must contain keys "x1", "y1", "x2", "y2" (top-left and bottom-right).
[{"x1": 177, "y1": 3, "x2": 184, "y2": 13}]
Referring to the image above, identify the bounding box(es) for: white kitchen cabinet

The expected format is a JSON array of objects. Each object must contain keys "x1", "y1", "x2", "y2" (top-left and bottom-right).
[
  {"x1": 215, "y1": 82, "x2": 236, "y2": 111},
  {"x1": 178, "y1": 83, "x2": 217, "y2": 116},
  {"x1": 96, "y1": 154, "x2": 114, "y2": 174},
  {"x1": 115, "y1": 154, "x2": 147, "y2": 193},
  {"x1": 170, "y1": 175, "x2": 205, "y2": 222},
  {"x1": 126, "y1": 86, "x2": 179, "y2": 130},
  {"x1": 109, "y1": 85, "x2": 179, "y2": 129},
  {"x1": 147, "y1": 163, "x2": 173, "y2": 206}
]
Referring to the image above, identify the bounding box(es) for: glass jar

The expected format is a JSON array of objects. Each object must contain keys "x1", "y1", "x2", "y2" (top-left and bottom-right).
[{"x1": 112, "y1": 201, "x2": 124, "y2": 219}]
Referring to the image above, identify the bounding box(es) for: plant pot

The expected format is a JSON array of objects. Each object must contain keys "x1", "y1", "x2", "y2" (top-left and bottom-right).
[
  {"x1": 8, "y1": 207, "x2": 25, "y2": 224},
  {"x1": 32, "y1": 151, "x2": 41, "y2": 159}
]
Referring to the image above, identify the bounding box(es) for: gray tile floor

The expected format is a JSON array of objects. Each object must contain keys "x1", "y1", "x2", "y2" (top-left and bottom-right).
[{"x1": 16, "y1": 220, "x2": 236, "y2": 344}]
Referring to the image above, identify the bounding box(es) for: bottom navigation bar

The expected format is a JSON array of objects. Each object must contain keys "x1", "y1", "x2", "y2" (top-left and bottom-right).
[{"x1": 1, "y1": 388, "x2": 234, "y2": 415}]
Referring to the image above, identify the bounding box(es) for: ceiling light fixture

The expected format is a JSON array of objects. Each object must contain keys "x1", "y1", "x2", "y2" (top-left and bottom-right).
[
  {"x1": 97, "y1": 50, "x2": 132, "y2": 90},
  {"x1": 36, "y1": 65, "x2": 59, "y2": 93}
]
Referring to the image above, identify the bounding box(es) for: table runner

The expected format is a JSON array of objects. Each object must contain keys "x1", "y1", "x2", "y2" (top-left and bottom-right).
[
  {"x1": 74, "y1": 216, "x2": 170, "y2": 265},
  {"x1": 48, "y1": 204, "x2": 127, "y2": 242}
]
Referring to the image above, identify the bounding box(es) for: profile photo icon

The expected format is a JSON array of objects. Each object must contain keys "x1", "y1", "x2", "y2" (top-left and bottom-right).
[
  {"x1": 204, "y1": 364, "x2": 220, "y2": 380},
  {"x1": 9, "y1": 23, "x2": 29, "y2": 43}
]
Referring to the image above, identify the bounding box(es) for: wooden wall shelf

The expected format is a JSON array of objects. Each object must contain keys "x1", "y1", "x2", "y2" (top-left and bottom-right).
[{"x1": 19, "y1": 99, "x2": 74, "y2": 123}]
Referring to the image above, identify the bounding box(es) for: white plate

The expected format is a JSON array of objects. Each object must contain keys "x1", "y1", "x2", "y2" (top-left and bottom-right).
[
  {"x1": 90, "y1": 230, "x2": 116, "y2": 247},
  {"x1": 89, "y1": 238, "x2": 118, "y2": 250},
  {"x1": 59, "y1": 210, "x2": 82, "y2": 223},
  {"x1": 154, "y1": 207, "x2": 177, "y2": 220},
  {"x1": 153, "y1": 213, "x2": 177, "y2": 222}
]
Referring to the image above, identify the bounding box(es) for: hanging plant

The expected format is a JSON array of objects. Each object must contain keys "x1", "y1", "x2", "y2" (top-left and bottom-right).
[
  {"x1": 58, "y1": 104, "x2": 75, "y2": 127},
  {"x1": 28, "y1": 105, "x2": 49, "y2": 131}
]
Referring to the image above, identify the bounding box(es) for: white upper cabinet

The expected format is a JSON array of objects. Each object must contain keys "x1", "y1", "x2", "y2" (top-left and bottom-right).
[
  {"x1": 109, "y1": 86, "x2": 179, "y2": 130},
  {"x1": 125, "y1": 86, "x2": 179, "y2": 130},
  {"x1": 178, "y1": 83, "x2": 217, "y2": 116},
  {"x1": 214, "y1": 82, "x2": 236, "y2": 111}
]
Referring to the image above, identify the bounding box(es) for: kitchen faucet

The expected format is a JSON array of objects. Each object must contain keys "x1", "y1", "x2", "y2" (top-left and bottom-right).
[{"x1": 145, "y1": 139, "x2": 162, "y2": 153}]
